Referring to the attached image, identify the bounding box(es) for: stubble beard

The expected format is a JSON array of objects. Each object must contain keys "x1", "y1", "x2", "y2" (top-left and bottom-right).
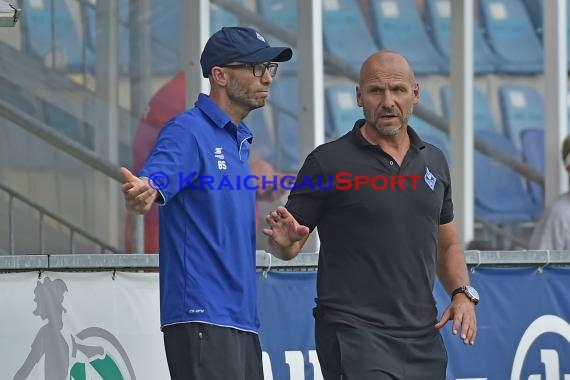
[
  {"x1": 227, "y1": 79, "x2": 265, "y2": 113},
  {"x1": 363, "y1": 106, "x2": 404, "y2": 136}
]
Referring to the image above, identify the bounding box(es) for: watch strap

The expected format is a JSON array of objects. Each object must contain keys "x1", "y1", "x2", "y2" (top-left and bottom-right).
[
  {"x1": 451, "y1": 285, "x2": 479, "y2": 305},
  {"x1": 451, "y1": 286, "x2": 466, "y2": 299}
]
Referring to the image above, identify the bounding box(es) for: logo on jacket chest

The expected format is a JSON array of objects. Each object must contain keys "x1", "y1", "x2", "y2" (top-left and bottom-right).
[
  {"x1": 215, "y1": 147, "x2": 227, "y2": 170},
  {"x1": 424, "y1": 167, "x2": 437, "y2": 191}
]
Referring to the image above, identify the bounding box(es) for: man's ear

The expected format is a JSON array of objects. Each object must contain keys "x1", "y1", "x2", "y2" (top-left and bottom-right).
[
  {"x1": 210, "y1": 66, "x2": 228, "y2": 86},
  {"x1": 413, "y1": 82, "x2": 420, "y2": 105},
  {"x1": 356, "y1": 85, "x2": 363, "y2": 107}
]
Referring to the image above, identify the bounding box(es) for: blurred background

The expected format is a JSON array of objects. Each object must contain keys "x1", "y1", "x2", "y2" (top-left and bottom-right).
[{"x1": 0, "y1": 0, "x2": 567, "y2": 255}]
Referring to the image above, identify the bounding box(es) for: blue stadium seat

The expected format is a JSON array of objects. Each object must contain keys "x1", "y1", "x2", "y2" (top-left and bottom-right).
[
  {"x1": 325, "y1": 84, "x2": 362, "y2": 137},
  {"x1": 210, "y1": 3, "x2": 239, "y2": 32},
  {"x1": 522, "y1": 0, "x2": 570, "y2": 68},
  {"x1": 322, "y1": 0, "x2": 379, "y2": 72},
  {"x1": 478, "y1": 0, "x2": 543, "y2": 74},
  {"x1": 255, "y1": 0, "x2": 298, "y2": 75},
  {"x1": 441, "y1": 85, "x2": 498, "y2": 132},
  {"x1": 409, "y1": 91, "x2": 451, "y2": 163},
  {"x1": 271, "y1": 78, "x2": 335, "y2": 171},
  {"x1": 150, "y1": 0, "x2": 182, "y2": 74},
  {"x1": 82, "y1": 0, "x2": 129, "y2": 74},
  {"x1": 423, "y1": 0, "x2": 498, "y2": 74},
  {"x1": 498, "y1": 84, "x2": 544, "y2": 151},
  {"x1": 421, "y1": 132, "x2": 451, "y2": 164},
  {"x1": 150, "y1": 0, "x2": 242, "y2": 75},
  {"x1": 474, "y1": 130, "x2": 539, "y2": 223},
  {"x1": 21, "y1": 0, "x2": 86, "y2": 72},
  {"x1": 269, "y1": 76, "x2": 336, "y2": 173},
  {"x1": 244, "y1": 108, "x2": 276, "y2": 166},
  {"x1": 256, "y1": 0, "x2": 296, "y2": 29},
  {"x1": 410, "y1": 90, "x2": 442, "y2": 137},
  {"x1": 367, "y1": 0, "x2": 448, "y2": 74},
  {"x1": 521, "y1": 0, "x2": 543, "y2": 36},
  {"x1": 86, "y1": 0, "x2": 234, "y2": 76},
  {"x1": 269, "y1": 78, "x2": 301, "y2": 172},
  {"x1": 520, "y1": 128, "x2": 544, "y2": 206}
]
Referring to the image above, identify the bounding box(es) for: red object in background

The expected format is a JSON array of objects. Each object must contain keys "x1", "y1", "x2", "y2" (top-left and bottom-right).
[
  {"x1": 124, "y1": 72, "x2": 286, "y2": 253},
  {"x1": 125, "y1": 72, "x2": 186, "y2": 253}
]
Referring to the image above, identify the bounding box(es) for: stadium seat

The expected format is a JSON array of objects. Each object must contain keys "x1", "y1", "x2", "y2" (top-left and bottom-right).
[
  {"x1": 269, "y1": 77, "x2": 301, "y2": 172},
  {"x1": 474, "y1": 130, "x2": 539, "y2": 223},
  {"x1": 521, "y1": 0, "x2": 543, "y2": 36},
  {"x1": 410, "y1": 90, "x2": 442, "y2": 137},
  {"x1": 423, "y1": 0, "x2": 498, "y2": 74},
  {"x1": 82, "y1": 0, "x2": 241, "y2": 75},
  {"x1": 81, "y1": 0, "x2": 129, "y2": 74},
  {"x1": 325, "y1": 84, "x2": 362, "y2": 137},
  {"x1": 322, "y1": 0, "x2": 379, "y2": 72},
  {"x1": 210, "y1": 3, "x2": 239, "y2": 32},
  {"x1": 409, "y1": 90, "x2": 451, "y2": 163},
  {"x1": 441, "y1": 85, "x2": 498, "y2": 132},
  {"x1": 520, "y1": 128, "x2": 544, "y2": 206},
  {"x1": 271, "y1": 78, "x2": 335, "y2": 171},
  {"x1": 149, "y1": 0, "x2": 182, "y2": 75},
  {"x1": 244, "y1": 108, "x2": 276, "y2": 166},
  {"x1": 255, "y1": 0, "x2": 298, "y2": 75},
  {"x1": 498, "y1": 84, "x2": 544, "y2": 151},
  {"x1": 522, "y1": 0, "x2": 570, "y2": 68},
  {"x1": 256, "y1": 0, "x2": 296, "y2": 30},
  {"x1": 421, "y1": 132, "x2": 451, "y2": 164},
  {"x1": 478, "y1": 0, "x2": 543, "y2": 74},
  {"x1": 21, "y1": 0, "x2": 86, "y2": 72},
  {"x1": 150, "y1": 0, "x2": 242, "y2": 75},
  {"x1": 367, "y1": 0, "x2": 448, "y2": 74}
]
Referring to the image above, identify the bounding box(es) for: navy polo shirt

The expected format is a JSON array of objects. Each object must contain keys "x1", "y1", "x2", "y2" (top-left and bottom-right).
[
  {"x1": 286, "y1": 120, "x2": 453, "y2": 337},
  {"x1": 139, "y1": 93, "x2": 258, "y2": 332}
]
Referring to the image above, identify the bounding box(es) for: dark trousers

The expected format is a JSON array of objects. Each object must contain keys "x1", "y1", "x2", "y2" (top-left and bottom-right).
[
  {"x1": 163, "y1": 322, "x2": 264, "y2": 380},
  {"x1": 315, "y1": 319, "x2": 447, "y2": 380}
]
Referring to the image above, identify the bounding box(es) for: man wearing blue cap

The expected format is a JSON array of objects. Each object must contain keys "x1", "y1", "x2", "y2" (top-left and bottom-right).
[{"x1": 120, "y1": 26, "x2": 292, "y2": 380}]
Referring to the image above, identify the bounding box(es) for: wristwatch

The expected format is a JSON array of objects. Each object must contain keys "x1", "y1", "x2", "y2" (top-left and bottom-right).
[{"x1": 451, "y1": 285, "x2": 479, "y2": 305}]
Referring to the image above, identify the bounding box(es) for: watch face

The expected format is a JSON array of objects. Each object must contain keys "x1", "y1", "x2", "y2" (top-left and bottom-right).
[{"x1": 466, "y1": 285, "x2": 479, "y2": 301}]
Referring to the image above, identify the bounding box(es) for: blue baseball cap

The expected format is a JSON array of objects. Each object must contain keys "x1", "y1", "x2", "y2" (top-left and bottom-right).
[{"x1": 200, "y1": 26, "x2": 293, "y2": 78}]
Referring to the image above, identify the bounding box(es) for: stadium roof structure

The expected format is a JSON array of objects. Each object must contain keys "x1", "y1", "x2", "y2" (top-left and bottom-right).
[{"x1": 0, "y1": 0, "x2": 20, "y2": 27}]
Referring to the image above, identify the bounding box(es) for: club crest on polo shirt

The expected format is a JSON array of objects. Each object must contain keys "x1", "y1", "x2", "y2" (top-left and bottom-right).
[
  {"x1": 214, "y1": 147, "x2": 224, "y2": 159},
  {"x1": 424, "y1": 166, "x2": 437, "y2": 191}
]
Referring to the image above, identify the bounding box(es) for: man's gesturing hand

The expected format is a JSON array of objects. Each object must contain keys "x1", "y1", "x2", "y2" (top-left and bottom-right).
[
  {"x1": 263, "y1": 206, "x2": 310, "y2": 260},
  {"x1": 120, "y1": 167, "x2": 157, "y2": 214}
]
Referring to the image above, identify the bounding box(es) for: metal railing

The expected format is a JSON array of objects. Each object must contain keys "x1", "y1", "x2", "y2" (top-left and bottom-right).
[
  {"x1": 0, "y1": 251, "x2": 569, "y2": 272},
  {"x1": 0, "y1": 98, "x2": 122, "y2": 181},
  {"x1": 0, "y1": 182, "x2": 118, "y2": 255}
]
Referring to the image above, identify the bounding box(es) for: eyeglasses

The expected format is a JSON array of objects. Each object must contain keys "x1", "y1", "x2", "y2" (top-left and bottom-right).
[{"x1": 221, "y1": 62, "x2": 279, "y2": 78}]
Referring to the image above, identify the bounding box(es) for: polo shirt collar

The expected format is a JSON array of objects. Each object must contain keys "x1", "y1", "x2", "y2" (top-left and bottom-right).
[
  {"x1": 352, "y1": 119, "x2": 370, "y2": 147},
  {"x1": 195, "y1": 93, "x2": 253, "y2": 143},
  {"x1": 407, "y1": 126, "x2": 426, "y2": 151},
  {"x1": 352, "y1": 119, "x2": 426, "y2": 151},
  {"x1": 196, "y1": 93, "x2": 231, "y2": 128}
]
